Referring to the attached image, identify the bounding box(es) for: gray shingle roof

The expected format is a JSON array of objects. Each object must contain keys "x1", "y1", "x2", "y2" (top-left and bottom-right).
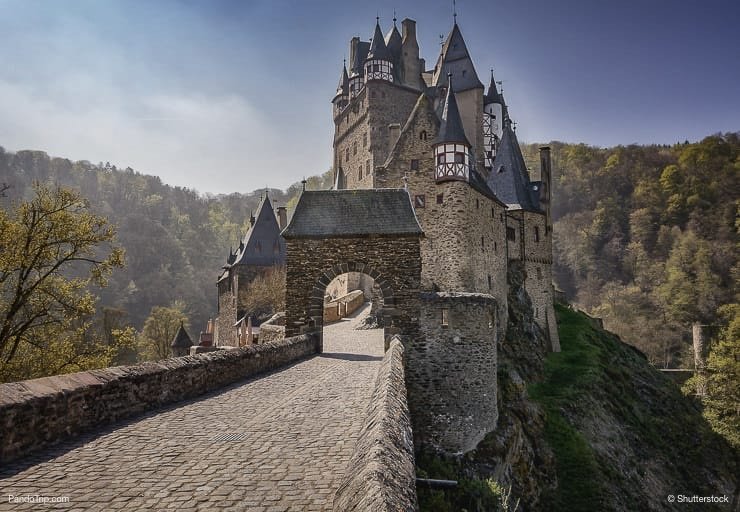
[
  {"x1": 232, "y1": 194, "x2": 287, "y2": 266},
  {"x1": 484, "y1": 70, "x2": 502, "y2": 105},
  {"x1": 385, "y1": 24, "x2": 402, "y2": 62},
  {"x1": 432, "y1": 23, "x2": 484, "y2": 92},
  {"x1": 367, "y1": 21, "x2": 392, "y2": 61},
  {"x1": 435, "y1": 76, "x2": 470, "y2": 146},
  {"x1": 171, "y1": 323, "x2": 193, "y2": 349},
  {"x1": 351, "y1": 41, "x2": 370, "y2": 76},
  {"x1": 281, "y1": 189, "x2": 423, "y2": 238},
  {"x1": 486, "y1": 124, "x2": 541, "y2": 211},
  {"x1": 335, "y1": 64, "x2": 349, "y2": 98}
]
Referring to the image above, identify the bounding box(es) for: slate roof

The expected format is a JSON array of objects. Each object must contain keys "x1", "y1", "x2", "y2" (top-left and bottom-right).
[
  {"x1": 367, "y1": 21, "x2": 392, "y2": 61},
  {"x1": 334, "y1": 64, "x2": 349, "y2": 98},
  {"x1": 484, "y1": 70, "x2": 502, "y2": 105},
  {"x1": 281, "y1": 189, "x2": 423, "y2": 238},
  {"x1": 171, "y1": 323, "x2": 193, "y2": 349},
  {"x1": 432, "y1": 23, "x2": 484, "y2": 92},
  {"x1": 435, "y1": 76, "x2": 470, "y2": 146},
  {"x1": 350, "y1": 41, "x2": 370, "y2": 76},
  {"x1": 486, "y1": 124, "x2": 541, "y2": 211},
  {"x1": 385, "y1": 24, "x2": 402, "y2": 62},
  {"x1": 231, "y1": 194, "x2": 287, "y2": 266}
]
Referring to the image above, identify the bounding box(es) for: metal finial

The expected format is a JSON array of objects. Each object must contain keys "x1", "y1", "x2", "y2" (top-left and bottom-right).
[
  {"x1": 439, "y1": 34, "x2": 444, "y2": 46},
  {"x1": 393, "y1": 9, "x2": 397, "y2": 25},
  {"x1": 512, "y1": 120, "x2": 517, "y2": 131},
  {"x1": 301, "y1": 178, "x2": 307, "y2": 191},
  {"x1": 402, "y1": 173, "x2": 409, "y2": 190},
  {"x1": 453, "y1": 0, "x2": 457, "y2": 23}
]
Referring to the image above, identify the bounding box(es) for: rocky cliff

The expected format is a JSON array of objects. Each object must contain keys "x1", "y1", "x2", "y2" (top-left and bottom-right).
[{"x1": 416, "y1": 262, "x2": 739, "y2": 511}]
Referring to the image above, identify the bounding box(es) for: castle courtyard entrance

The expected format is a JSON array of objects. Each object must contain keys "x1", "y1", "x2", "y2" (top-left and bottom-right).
[{"x1": 281, "y1": 189, "x2": 423, "y2": 350}]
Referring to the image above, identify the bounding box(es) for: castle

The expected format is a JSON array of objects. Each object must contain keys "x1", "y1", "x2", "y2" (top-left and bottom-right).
[
  {"x1": 211, "y1": 15, "x2": 559, "y2": 454},
  {"x1": 329, "y1": 16, "x2": 560, "y2": 351}
]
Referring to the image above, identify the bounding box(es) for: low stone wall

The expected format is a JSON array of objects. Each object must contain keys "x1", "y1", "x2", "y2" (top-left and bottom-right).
[
  {"x1": 324, "y1": 290, "x2": 366, "y2": 324},
  {"x1": 333, "y1": 337, "x2": 418, "y2": 511},
  {"x1": 0, "y1": 334, "x2": 318, "y2": 464},
  {"x1": 259, "y1": 324, "x2": 285, "y2": 343}
]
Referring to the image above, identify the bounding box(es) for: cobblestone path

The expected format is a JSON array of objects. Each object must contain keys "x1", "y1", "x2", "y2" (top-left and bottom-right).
[{"x1": 0, "y1": 304, "x2": 384, "y2": 511}]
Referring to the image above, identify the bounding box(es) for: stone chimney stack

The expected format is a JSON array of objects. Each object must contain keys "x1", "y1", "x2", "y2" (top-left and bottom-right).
[
  {"x1": 400, "y1": 19, "x2": 423, "y2": 90},
  {"x1": 276, "y1": 206, "x2": 287, "y2": 230},
  {"x1": 349, "y1": 36, "x2": 360, "y2": 71}
]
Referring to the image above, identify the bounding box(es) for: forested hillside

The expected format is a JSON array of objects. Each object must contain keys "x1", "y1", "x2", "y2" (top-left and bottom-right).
[
  {"x1": 1, "y1": 132, "x2": 737, "y2": 374},
  {"x1": 0, "y1": 147, "x2": 331, "y2": 340},
  {"x1": 522, "y1": 133, "x2": 738, "y2": 368}
]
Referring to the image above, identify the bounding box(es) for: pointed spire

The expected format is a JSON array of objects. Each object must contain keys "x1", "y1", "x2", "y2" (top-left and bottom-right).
[
  {"x1": 435, "y1": 74, "x2": 470, "y2": 146},
  {"x1": 171, "y1": 322, "x2": 193, "y2": 349},
  {"x1": 484, "y1": 69, "x2": 502, "y2": 105},
  {"x1": 433, "y1": 23, "x2": 483, "y2": 92},
  {"x1": 367, "y1": 18, "x2": 391, "y2": 61},
  {"x1": 335, "y1": 60, "x2": 349, "y2": 98},
  {"x1": 486, "y1": 122, "x2": 539, "y2": 211}
]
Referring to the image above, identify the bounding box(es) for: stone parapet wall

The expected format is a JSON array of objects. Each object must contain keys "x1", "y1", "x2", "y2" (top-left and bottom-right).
[
  {"x1": 333, "y1": 338, "x2": 418, "y2": 512},
  {"x1": 0, "y1": 335, "x2": 318, "y2": 464},
  {"x1": 258, "y1": 324, "x2": 285, "y2": 343}
]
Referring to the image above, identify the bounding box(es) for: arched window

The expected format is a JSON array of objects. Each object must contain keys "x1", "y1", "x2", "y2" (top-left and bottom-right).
[{"x1": 420, "y1": 130, "x2": 427, "y2": 141}]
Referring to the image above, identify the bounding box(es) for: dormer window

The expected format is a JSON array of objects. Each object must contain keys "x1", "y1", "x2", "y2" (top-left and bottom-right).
[{"x1": 434, "y1": 143, "x2": 470, "y2": 182}]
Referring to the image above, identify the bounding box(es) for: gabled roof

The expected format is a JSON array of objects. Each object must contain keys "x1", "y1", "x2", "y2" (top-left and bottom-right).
[
  {"x1": 486, "y1": 124, "x2": 541, "y2": 211},
  {"x1": 171, "y1": 323, "x2": 193, "y2": 349},
  {"x1": 367, "y1": 20, "x2": 392, "y2": 61},
  {"x1": 435, "y1": 76, "x2": 470, "y2": 146},
  {"x1": 432, "y1": 23, "x2": 484, "y2": 92},
  {"x1": 484, "y1": 70, "x2": 502, "y2": 105},
  {"x1": 232, "y1": 194, "x2": 286, "y2": 266},
  {"x1": 282, "y1": 189, "x2": 423, "y2": 239}
]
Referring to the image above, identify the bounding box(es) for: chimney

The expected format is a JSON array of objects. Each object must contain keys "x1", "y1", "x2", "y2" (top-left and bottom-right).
[
  {"x1": 349, "y1": 36, "x2": 360, "y2": 70},
  {"x1": 276, "y1": 206, "x2": 287, "y2": 230},
  {"x1": 401, "y1": 18, "x2": 416, "y2": 42}
]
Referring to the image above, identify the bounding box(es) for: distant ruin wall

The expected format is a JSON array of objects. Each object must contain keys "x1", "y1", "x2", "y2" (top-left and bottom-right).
[
  {"x1": 333, "y1": 338, "x2": 418, "y2": 512},
  {"x1": 0, "y1": 334, "x2": 318, "y2": 464}
]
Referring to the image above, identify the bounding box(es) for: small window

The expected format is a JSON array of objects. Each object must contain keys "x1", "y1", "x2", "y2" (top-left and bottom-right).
[
  {"x1": 436, "y1": 194, "x2": 444, "y2": 204},
  {"x1": 537, "y1": 267, "x2": 543, "y2": 280},
  {"x1": 476, "y1": 199, "x2": 480, "y2": 209},
  {"x1": 373, "y1": 64, "x2": 380, "y2": 72},
  {"x1": 420, "y1": 130, "x2": 428, "y2": 141},
  {"x1": 454, "y1": 152, "x2": 465, "y2": 164},
  {"x1": 353, "y1": 142, "x2": 357, "y2": 155},
  {"x1": 410, "y1": 159, "x2": 419, "y2": 171},
  {"x1": 534, "y1": 226, "x2": 540, "y2": 242},
  {"x1": 494, "y1": 241, "x2": 497, "y2": 252},
  {"x1": 506, "y1": 227, "x2": 516, "y2": 241},
  {"x1": 366, "y1": 159, "x2": 371, "y2": 174},
  {"x1": 359, "y1": 165, "x2": 363, "y2": 180},
  {"x1": 441, "y1": 308, "x2": 449, "y2": 327},
  {"x1": 345, "y1": 148, "x2": 350, "y2": 161},
  {"x1": 462, "y1": 69, "x2": 467, "y2": 77},
  {"x1": 437, "y1": 153, "x2": 446, "y2": 165},
  {"x1": 363, "y1": 133, "x2": 367, "y2": 147},
  {"x1": 488, "y1": 275, "x2": 492, "y2": 289},
  {"x1": 481, "y1": 236, "x2": 485, "y2": 249},
  {"x1": 414, "y1": 195, "x2": 426, "y2": 208},
  {"x1": 491, "y1": 207, "x2": 495, "y2": 218}
]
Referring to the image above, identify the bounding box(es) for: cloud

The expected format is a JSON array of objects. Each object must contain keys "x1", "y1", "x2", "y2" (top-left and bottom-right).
[{"x1": 0, "y1": 75, "x2": 319, "y2": 194}]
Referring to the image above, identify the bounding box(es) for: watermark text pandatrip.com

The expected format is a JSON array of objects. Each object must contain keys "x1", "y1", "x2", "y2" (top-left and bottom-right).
[{"x1": 7, "y1": 494, "x2": 70, "y2": 505}]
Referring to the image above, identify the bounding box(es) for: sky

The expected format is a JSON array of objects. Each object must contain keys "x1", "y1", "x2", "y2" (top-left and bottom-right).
[{"x1": 0, "y1": 0, "x2": 738, "y2": 194}]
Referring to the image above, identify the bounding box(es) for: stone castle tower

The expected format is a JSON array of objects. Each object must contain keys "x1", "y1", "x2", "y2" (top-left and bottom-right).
[{"x1": 330, "y1": 17, "x2": 560, "y2": 451}]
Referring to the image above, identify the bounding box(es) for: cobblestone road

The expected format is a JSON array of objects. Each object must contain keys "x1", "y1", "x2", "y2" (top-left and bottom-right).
[{"x1": 0, "y1": 304, "x2": 384, "y2": 511}]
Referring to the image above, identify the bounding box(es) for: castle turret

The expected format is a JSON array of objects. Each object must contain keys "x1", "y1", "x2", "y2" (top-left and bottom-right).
[
  {"x1": 483, "y1": 70, "x2": 504, "y2": 169},
  {"x1": 434, "y1": 75, "x2": 472, "y2": 182},
  {"x1": 365, "y1": 19, "x2": 394, "y2": 83},
  {"x1": 332, "y1": 62, "x2": 349, "y2": 117}
]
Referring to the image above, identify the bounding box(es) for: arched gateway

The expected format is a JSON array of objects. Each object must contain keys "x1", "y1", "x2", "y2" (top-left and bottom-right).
[{"x1": 282, "y1": 189, "x2": 423, "y2": 350}]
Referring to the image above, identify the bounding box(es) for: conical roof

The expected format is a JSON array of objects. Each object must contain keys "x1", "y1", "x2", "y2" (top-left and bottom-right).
[
  {"x1": 335, "y1": 64, "x2": 349, "y2": 98},
  {"x1": 484, "y1": 70, "x2": 502, "y2": 105},
  {"x1": 171, "y1": 323, "x2": 193, "y2": 349},
  {"x1": 385, "y1": 24, "x2": 402, "y2": 61},
  {"x1": 486, "y1": 123, "x2": 540, "y2": 211},
  {"x1": 367, "y1": 20, "x2": 392, "y2": 61},
  {"x1": 433, "y1": 23, "x2": 483, "y2": 92},
  {"x1": 435, "y1": 76, "x2": 470, "y2": 146}
]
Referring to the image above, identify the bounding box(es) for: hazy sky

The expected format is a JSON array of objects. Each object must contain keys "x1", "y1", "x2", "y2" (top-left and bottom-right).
[{"x1": 1, "y1": 0, "x2": 738, "y2": 194}]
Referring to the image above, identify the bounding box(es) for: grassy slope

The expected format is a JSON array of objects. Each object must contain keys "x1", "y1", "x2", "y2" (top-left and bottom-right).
[{"x1": 530, "y1": 304, "x2": 738, "y2": 511}]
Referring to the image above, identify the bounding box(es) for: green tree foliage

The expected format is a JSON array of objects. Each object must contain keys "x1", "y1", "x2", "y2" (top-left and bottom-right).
[
  {"x1": 238, "y1": 266, "x2": 286, "y2": 323},
  {"x1": 0, "y1": 183, "x2": 124, "y2": 382},
  {"x1": 522, "y1": 133, "x2": 739, "y2": 367},
  {"x1": 137, "y1": 301, "x2": 189, "y2": 361}
]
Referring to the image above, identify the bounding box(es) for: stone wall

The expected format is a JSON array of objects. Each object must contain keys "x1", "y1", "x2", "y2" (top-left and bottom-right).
[
  {"x1": 284, "y1": 236, "x2": 421, "y2": 346},
  {"x1": 332, "y1": 338, "x2": 418, "y2": 512},
  {"x1": 408, "y1": 292, "x2": 498, "y2": 454},
  {"x1": 0, "y1": 335, "x2": 318, "y2": 464},
  {"x1": 258, "y1": 324, "x2": 285, "y2": 344}
]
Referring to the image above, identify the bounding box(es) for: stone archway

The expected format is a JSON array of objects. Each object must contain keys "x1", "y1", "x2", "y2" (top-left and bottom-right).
[{"x1": 281, "y1": 190, "x2": 423, "y2": 351}]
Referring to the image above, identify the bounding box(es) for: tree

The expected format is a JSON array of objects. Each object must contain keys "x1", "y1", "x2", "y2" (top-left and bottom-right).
[
  {"x1": 238, "y1": 266, "x2": 286, "y2": 322},
  {"x1": 0, "y1": 183, "x2": 124, "y2": 381},
  {"x1": 137, "y1": 301, "x2": 189, "y2": 361}
]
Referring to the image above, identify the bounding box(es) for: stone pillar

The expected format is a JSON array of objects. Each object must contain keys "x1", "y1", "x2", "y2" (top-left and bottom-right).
[{"x1": 692, "y1": 322, "x2": 710, "y2": 396}]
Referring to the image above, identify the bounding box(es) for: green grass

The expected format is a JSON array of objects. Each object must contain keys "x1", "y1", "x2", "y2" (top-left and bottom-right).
[{"x1": 529, "y1": 305, "x2": 606, "y2": 510}]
